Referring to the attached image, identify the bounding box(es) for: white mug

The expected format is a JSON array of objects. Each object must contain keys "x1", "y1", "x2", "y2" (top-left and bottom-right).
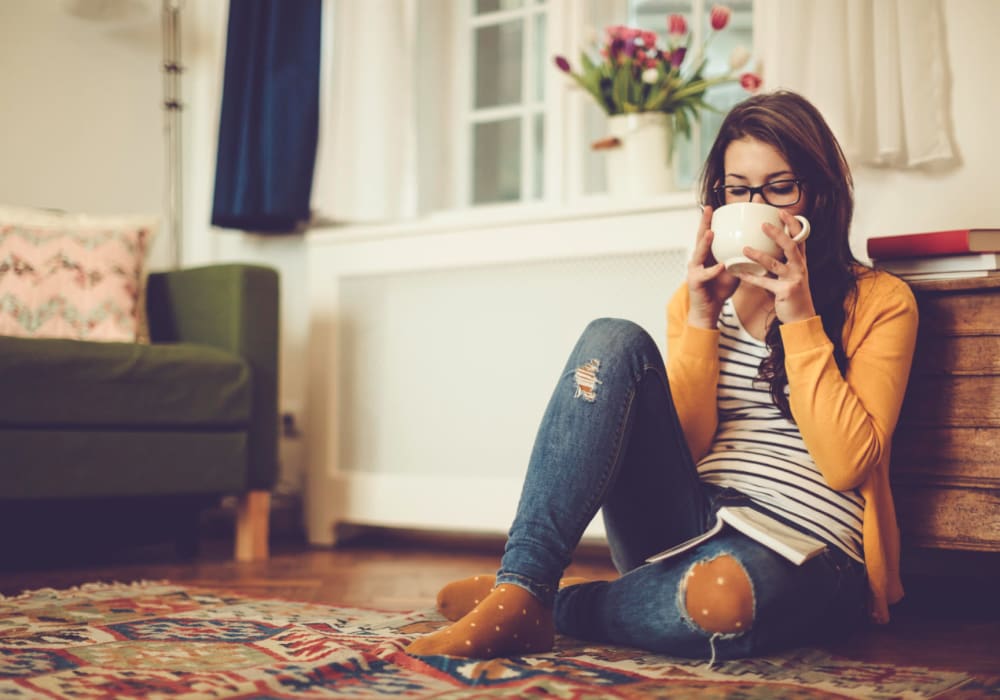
[{"x1": 710, "y1": 202, "x2": 811, "y2": 275}]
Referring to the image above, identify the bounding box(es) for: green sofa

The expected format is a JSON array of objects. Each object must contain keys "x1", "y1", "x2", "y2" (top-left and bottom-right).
[{"x1": 0, "y1": 264, "x2": 279, "y2": 561}]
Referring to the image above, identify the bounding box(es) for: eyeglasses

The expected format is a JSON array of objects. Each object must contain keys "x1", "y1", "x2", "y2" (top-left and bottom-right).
[{"x1": 713, "y1": 179, "x2": 804, "y2": 208}]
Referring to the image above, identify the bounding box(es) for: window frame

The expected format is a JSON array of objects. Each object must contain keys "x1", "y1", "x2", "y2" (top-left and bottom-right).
[{"x1": 453, "y1": 1, "x2": 553, "y2": 208}]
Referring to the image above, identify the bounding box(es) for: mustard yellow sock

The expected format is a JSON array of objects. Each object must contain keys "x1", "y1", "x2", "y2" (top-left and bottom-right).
[
  {"x1": 406, "y1": 583, "x2": 553, "y2": 658},
  {"x1": 436, "y1": 573, "x2": 496, "y2": 621},
  {"x1": 435, "y1": 574, "x2": 596, "y2": 622}
]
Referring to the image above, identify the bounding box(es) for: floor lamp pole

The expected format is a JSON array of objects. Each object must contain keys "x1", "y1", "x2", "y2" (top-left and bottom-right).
[{"x1": 162, "y1": 0, "x2": 183, "y2": 268}]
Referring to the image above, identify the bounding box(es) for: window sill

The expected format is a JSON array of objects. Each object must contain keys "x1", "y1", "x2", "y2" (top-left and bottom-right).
[{"x1": 308, "y1": 191, "x2": 700, "y2": 244}]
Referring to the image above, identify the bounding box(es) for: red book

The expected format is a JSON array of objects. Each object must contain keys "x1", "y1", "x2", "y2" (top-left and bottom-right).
[{"x1": 867, "y1": 228, "x2": 1000, "y2": 260}]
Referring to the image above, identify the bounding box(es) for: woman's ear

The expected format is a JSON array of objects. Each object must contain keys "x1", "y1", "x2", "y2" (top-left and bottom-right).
[{"x1": 804, "y1": 187, "x2": 820, "y2": 216}]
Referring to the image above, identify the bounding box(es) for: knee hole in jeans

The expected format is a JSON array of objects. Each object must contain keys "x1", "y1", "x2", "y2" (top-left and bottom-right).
[{"x1": 682, "y1": 554, "x2": 755, "y2": 634}]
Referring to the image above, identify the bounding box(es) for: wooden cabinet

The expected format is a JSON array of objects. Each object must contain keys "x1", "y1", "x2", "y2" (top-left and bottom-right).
[{"x1": 892, "y1": 276, "x2": 1000, "y2": 552}]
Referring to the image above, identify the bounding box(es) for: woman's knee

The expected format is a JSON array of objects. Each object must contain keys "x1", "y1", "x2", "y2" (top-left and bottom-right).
[
  {"x1": 579, "y1": 318, "x2": 658, "y2": 359},
  {"x1": 682, "y1": 554, "x2": 755, "y2": 634}
]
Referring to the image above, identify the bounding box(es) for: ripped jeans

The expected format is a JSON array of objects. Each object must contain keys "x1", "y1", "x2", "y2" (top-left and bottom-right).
[{"x1": 495, "y1": 318, "x2": 867, "y2": 660}]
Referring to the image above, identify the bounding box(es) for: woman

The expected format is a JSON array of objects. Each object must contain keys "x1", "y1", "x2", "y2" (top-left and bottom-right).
[{"x1": 406, "y1": 90, "x2": 918, "y2": 662}]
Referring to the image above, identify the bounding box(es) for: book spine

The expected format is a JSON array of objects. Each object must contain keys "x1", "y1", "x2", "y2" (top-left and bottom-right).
[
  {"x1": 897, "y1": 270, "x2": 992, "y2": 281},
  {"x1": 867, "y1": 229, "x2": 972, "y2": 259},
  {"x1": 876, "y1": 253, "x2": 999, "y2": 274}
]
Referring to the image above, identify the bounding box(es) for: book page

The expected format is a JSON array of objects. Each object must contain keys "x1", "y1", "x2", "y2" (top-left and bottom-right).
[
  {"x1": 643, "y1": 507, "x2": 828, "y2": 566},
  {"x1": 717, "y1": 506, "x2": 826, "y2": 565},
  {"x1": 644, "y1": 518, "x2": 724, "y2": 564}
]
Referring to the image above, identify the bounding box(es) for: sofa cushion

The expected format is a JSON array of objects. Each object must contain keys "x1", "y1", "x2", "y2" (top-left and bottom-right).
[
  {"x1": 0, "y1": 336, "x2": 250, "y2": 428},
  {"x1": 0, "y1": 205, "x2": 155, "y2": 343},
  {"x1": 0, "y1": 430, "x2": 248, "y2": 499}
]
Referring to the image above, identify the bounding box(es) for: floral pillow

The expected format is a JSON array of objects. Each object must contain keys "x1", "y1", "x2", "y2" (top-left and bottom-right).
[{"x1": 0, "y1": 205, "x2": 157, "y2": 343}]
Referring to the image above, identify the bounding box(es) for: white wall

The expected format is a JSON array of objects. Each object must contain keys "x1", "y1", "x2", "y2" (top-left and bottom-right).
[{"x1": 2, "y1": 0, "x2": 998, "y2": 503}]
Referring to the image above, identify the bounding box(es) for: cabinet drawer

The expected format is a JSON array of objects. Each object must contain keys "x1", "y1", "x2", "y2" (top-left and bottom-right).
[
  {"x1": 899, "y1": 375, "x2": 1000, "y2": 426},
  {"x1": 894, "y1": 485, "x2": 1000, "y2": 551},
  {"x1": 915, "y1": 292, "x2": 1000, "y2": 335},
  {"x1": 911, "y1": 335, "x2": 1000, "y2": 374},
  {"x1": 892, "y1": 427, "x2": 1000, "y2": 486}
]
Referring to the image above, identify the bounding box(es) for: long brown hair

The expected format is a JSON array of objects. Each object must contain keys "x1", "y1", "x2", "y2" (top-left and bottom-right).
[{"x1": 699, "y1": 90, "x2": 862, "y2": 419}]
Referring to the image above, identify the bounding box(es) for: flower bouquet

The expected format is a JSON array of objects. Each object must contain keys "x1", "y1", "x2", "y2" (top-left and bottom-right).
[{"x1": 554, "y1": 6, "x2": 761, "y2": 142}]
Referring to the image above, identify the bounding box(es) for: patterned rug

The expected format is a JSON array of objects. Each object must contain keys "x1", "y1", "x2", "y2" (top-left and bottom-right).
[{"x1": 0, "y1": 581, "x2": 991, "y2": 699}]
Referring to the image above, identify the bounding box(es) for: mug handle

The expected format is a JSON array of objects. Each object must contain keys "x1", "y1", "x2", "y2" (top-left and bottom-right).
[{"x1": 790, "y1": 215, "x2": 811, "y2": 243}]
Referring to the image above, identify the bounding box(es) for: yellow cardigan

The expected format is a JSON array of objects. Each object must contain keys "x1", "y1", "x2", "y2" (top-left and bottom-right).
[{"x1": 665, "y1": 268, "x2": 919, "y2": 623}]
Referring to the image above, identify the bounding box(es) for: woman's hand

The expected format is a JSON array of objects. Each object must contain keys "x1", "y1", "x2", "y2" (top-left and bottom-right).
[
  {"x1": 734, "y1": 209, "x2": 816, "y2": 324},
  {"x1": 687, "y1": 205, "x2": 740, "y2": 329}
]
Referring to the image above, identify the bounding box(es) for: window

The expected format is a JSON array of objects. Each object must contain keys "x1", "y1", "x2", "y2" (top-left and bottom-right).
[
  {"x1": 452, "y1": 0, "x2": 753, "y2": 208},
  {"x1": 459, "y1": 0, "x2": 549, "y2": 206}
]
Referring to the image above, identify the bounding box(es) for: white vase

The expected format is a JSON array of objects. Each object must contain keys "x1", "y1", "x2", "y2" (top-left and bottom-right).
[{"x1": 604, "y1": 113, "x2": 675, "y2": 199}]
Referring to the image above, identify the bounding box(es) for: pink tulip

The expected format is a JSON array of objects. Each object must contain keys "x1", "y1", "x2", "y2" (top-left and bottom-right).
[
  {"x1": 671, "y1": 46, "x2": 687, "y2": 69},
  {"x1": 608, "y1": 26, "x2": 640, "y2": 42},
  {"x1": 668, "y1": 14, "x2": 687, "y2": 36},
  {"x1": 740, "y1": 72, "x2": 763, "y2": 92},
  {"x1": 554, "y1": 55, "x2": 571, "y2": 73},
  {"x1": 710, "y1": 5, "x2": 731, "y2": 30}
]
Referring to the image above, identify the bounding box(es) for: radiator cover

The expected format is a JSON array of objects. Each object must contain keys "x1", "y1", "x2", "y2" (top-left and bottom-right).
[{"x1": 306, "y1": 205, "x2": 693, "y2": 544}]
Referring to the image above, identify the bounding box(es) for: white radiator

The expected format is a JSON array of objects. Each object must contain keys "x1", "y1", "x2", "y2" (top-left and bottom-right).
[{"x1": 305, "y1": 203, "x2": 695, "y2": 545}]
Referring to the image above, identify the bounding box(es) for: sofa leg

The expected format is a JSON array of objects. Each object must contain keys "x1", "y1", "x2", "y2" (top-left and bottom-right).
[{"x1": 235, "y1": 490, "x2": 270, "y2": 561}]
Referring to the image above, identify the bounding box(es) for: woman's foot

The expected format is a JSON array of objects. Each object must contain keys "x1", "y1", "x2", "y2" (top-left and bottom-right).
[
  {"x1": 406, "y1": 583, "x2": 553, "y2": 658},
  {"x1": 436, "y1": 573, "x2": 496, "y2": 621}
]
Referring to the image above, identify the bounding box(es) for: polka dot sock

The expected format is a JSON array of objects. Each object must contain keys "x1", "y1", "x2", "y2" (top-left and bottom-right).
[
  {"x1": 405, "y1": 583, "x2": 553, "y2": 658},
  {"x1": 437, "y1": 574, "x2": 591, "y2": 622},
  {"x1": 435, "y1": 574, "x2": 595, "y2": 621},
  {"x1": 435, "y1": 573, "x2": 496, "y2": 621}
]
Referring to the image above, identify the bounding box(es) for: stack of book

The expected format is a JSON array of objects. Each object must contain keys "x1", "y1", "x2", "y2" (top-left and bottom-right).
[{"x1": 866, "y1": 228, "x2": 1000, "y2": 281}]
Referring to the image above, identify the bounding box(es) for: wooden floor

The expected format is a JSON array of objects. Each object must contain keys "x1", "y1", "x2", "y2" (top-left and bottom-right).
[{"x1": 1, "y1": 527, "x2": 998, "y2": 678}]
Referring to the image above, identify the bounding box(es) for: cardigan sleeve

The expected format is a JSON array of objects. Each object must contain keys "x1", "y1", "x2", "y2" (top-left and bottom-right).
[
  {"x1": 780, "y1": 272, "x2": 919, "y2": 491},
  {"x1": 666, "y1": 284, "x2": 722, "y2": 462}
]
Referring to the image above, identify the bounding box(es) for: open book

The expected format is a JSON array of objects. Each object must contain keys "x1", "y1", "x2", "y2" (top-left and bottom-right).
[{"x1": 645, "y1": 506, "x2": 827, "y2": 566}]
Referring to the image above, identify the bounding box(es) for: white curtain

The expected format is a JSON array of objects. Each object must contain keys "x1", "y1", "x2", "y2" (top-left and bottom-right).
[
  {"x1": 312, "y1": 0, "x2": 419, "y2": 223},
  {"x1": 754, "y1": 0, "x2": 955, "y2": 168}
]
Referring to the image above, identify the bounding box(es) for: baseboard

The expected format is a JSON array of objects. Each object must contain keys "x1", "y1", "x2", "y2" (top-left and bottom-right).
[
  {"x1": 313, "y1": 471, "x2": 609, "y2": 546},
  {"x1": 330, "y1": 522, "x2": 613, "y2": 563}
]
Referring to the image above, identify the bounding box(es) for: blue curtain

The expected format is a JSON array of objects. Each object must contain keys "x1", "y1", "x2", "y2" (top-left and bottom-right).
[{"x1": 211, "y1": 0, "x2": 321, "y2": 233}]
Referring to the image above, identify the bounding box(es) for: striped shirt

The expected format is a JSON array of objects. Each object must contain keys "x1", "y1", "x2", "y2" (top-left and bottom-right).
[{"x1": 696, "y1": 299, "x2": 865, "y2": 562}]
